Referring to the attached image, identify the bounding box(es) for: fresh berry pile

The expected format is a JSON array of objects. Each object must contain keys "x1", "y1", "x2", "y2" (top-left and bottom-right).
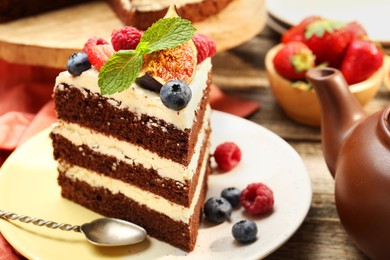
[
  {"x1": 203, "y1": 182, "x2": 274, "y2": 244},
  {"x1": 68, "y1": 28, "x2": 216, "y2": 75},
  {"x1": 65, "y1": 24, "x2": 217, "y2": 111},
  {"x1": 273, "y1": 16, "x2": 384, "y2": 85},
  {"x1": 213, "y1": 142, "x2": 242, "y2": 171}
]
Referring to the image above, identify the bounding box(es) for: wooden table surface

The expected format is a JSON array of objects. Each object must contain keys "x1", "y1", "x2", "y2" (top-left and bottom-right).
[{"x1": 212, "y1": 25, "x2": 390, "y2": 259}]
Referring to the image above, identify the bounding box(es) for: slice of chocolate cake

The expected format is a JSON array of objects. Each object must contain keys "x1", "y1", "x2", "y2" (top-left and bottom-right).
[{"x1": 50, "y1": 8, "x2": 216, "y2": 252}]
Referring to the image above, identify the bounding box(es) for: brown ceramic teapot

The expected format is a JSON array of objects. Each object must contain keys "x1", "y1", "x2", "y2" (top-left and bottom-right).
[{"x1": 306, "y1": 67, "x2": 390, "y2": 260}]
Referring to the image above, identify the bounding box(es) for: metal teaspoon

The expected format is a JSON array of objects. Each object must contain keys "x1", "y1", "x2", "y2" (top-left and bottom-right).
[{"x1": 0, "y1": 210, "x2": 147, "y2": 246}]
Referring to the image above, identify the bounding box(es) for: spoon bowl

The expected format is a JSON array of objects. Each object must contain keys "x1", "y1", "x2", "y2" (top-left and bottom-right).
[
  {"x1": 0, "y1": 210, "x2": 147, "y2": 247},
  {"x1": 80, "y1": 218, "x2": 147, "y2": 246}
]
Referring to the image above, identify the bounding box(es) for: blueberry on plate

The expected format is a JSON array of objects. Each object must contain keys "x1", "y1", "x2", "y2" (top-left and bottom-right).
[
  {"x1": 221, "y1": 187, "x2": 241, "y2": 208},
  {"x1": 203, "y1": 197, "x2": 232, "y2": 224},
  {"x1": 66, "y1": 52, "x2": 91, "y2": 76},
  {"x1": 160, "y1": 80, "x2": 192, "y2": 111},
  {"x1": 232, "y1": 219, "x2": 258, "y2": 243}
]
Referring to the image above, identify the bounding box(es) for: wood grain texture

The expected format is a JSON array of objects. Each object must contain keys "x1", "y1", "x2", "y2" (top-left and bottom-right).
[{"x1": 0, "y1": 0, "x2": 266, "y2": 69}]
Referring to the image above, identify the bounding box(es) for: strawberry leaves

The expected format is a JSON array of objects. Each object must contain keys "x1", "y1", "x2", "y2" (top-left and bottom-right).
[{"x1": 305, "y1": 20, "x2": 346, "y2": 39}]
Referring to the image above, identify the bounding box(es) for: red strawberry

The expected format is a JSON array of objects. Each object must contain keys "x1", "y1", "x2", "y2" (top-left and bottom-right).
[
  {"x1": 282, "y1": 16, "x2": 322, "y2": 44},
  {"x1": 86, "y1": 44, "x2": 115, "y2": 71},
  {"x1": 272, "y1": 42, "x2": 315, "y2": 80},
  {"x1": 303, "y1": 19, "x2": 353, "y2": 68},
  {"x1": 345, "y1": 21, "x2": 367, "y2": 40},
  {"x1": 341, "y1": 39, "x2": 384, "y2": 85},
  {"x1": 82, "y1": 37, "x2": 108, "y2": 53}
]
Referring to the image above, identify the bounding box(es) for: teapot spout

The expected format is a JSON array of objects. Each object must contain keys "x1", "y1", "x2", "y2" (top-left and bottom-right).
[{"x1": 306, "y1": 68, "x2": 366, "y2": 177}]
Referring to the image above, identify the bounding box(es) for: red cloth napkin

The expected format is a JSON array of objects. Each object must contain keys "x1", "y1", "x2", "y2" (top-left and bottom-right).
[
  {"x1": 0, "y1": 59, "x2": 260, "y2": 258},
  {"x1": 209, "y1": 84, "x2": 260, "y2": 118}
]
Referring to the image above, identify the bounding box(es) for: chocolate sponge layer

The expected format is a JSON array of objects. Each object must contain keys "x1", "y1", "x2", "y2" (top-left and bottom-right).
[
  {"x1": 51, "y1": 125, "x2": 211, "y2": 207},
  {"x1": 53, "y1": 83, "x2": 210, "y2": 165},
  {"x1": 57, "y1": 159, "x2": 210, "y2": 252}
]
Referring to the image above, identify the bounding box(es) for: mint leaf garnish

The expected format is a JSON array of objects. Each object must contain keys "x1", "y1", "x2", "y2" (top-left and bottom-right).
[
  {"x1": 98, "y1": 16, "x2": 196, "y2": 95},
  {"x1": 140, "y1": 17, "x2": 196, "y2": 53},
  {"x1": 98, "y1": 51, "x2": 143, "y2": 95}
]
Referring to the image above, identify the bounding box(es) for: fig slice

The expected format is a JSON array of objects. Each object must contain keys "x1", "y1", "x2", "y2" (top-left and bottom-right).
[
  {"x1": 136, "y1": 4, "x2": 198, "y2": 92},
  {"x1": 137, "y1": 41, "x2": 197, "y2": 91}
]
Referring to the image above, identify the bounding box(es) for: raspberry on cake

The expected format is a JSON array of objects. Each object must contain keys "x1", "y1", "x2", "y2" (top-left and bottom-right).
[{"x1": 50, "y1": 6, "x2": 216, "y2": 252}]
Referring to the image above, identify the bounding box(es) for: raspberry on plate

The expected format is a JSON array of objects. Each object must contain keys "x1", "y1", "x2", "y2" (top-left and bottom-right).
[
  {"x1": 213, "y1": 142, "x2": 242, "y2": 172},
  {"x1": 111, "y1": 26, "x2": 142, "y2": 51},
  {"x1": 240, "y1": 183, "x2": 274, "y2": 215}
]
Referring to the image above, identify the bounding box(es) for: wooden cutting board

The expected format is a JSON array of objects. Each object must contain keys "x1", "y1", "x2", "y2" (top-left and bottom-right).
[{"x1": 0, "y1": 0, "x2": 266, "y2": 69}]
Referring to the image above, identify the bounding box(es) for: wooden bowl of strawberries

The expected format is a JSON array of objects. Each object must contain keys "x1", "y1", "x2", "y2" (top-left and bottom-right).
[{"x1": 265, "y1": 16, "x2": 385, "y2": 127}]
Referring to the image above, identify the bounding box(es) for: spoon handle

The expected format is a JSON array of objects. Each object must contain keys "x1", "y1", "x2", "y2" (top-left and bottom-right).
[{"x1": 0, "y1": 210, "x2": 81, "y2": 232}]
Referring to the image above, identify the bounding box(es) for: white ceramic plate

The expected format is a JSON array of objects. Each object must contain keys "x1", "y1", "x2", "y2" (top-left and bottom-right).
[
  {"x1": 0, "y1": 111, "x2": 312, "y2": 259},
  {"x1": 266, "y1": 0, "x2": 390, "y2": 45}
]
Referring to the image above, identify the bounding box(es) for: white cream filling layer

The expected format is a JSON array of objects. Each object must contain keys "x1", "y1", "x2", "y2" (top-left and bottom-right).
[
  {"x1": 120, "y1": 0, "x2": 204, "y2": 11},
  {"x1": 60, "y1": 141, "x2": 209, "y2": 223},
  {"x1": 53, "y1": 106, "x2": 211, "y2": 183},
  {"x1": 55, "y1": 59, "x2": 211, "y2": 130}
]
